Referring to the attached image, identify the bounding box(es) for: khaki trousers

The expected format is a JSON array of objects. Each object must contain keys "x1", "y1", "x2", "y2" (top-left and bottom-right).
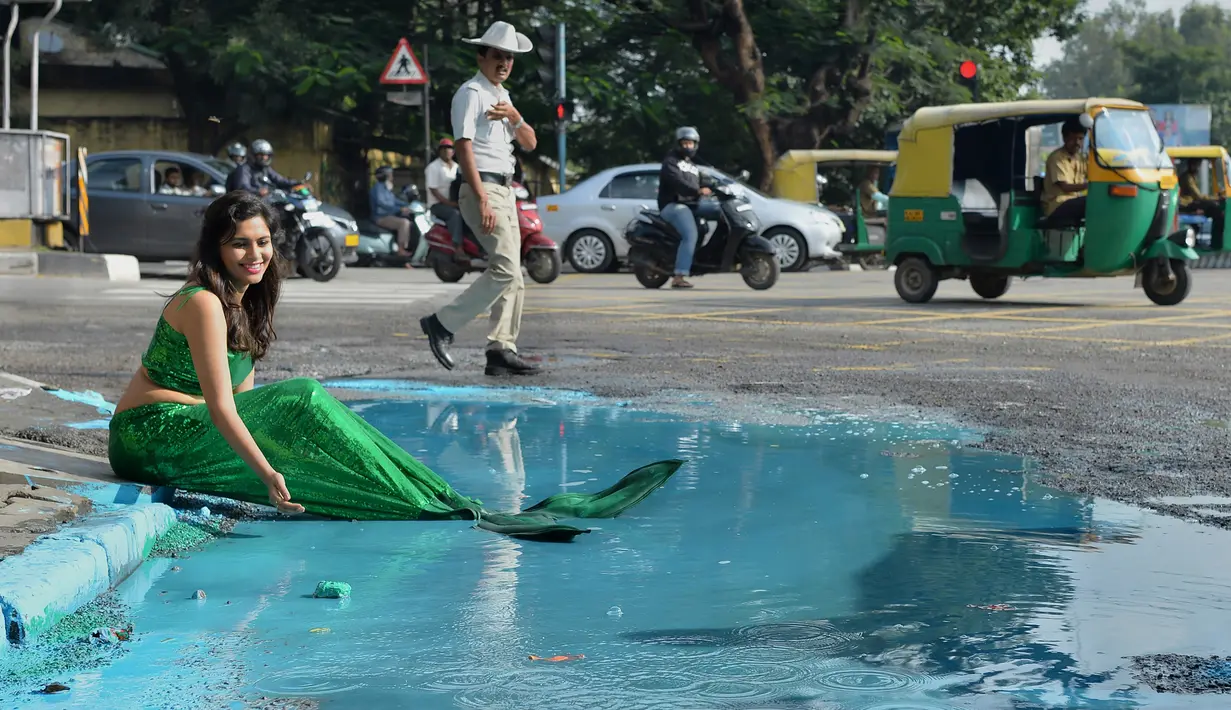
[{"x1": 435, "y1": 182, "x2": 523, "y2": 352}]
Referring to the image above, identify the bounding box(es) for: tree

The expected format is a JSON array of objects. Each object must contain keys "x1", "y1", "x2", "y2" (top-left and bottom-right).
[
  {"x1": 622, "y1": 0, "x2": 1083, "y2": 189},
  {"x1": 1039, "y1": 0, "x2": 1144, "y2": 99}
]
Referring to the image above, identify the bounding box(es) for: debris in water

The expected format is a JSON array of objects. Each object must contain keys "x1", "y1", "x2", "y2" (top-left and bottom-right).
[
  {"x1": 309, "y1": 627, "x2": 330, "y2": 634},
  {"x1": 39, "y1": 683, "x2": 70, "y2": 694},
  {"x1": 193, "y1": 589, "x2": 206, "y2": 600},
  {"x1": 966, "y1": 603, "x2": 1014, "y2": 611},
  {"x1": 528, "y1": 654, "x2": 584, "y2": 662},
  {"x1": 313, "y1": 581, "x2": 352, "y2": 599}
]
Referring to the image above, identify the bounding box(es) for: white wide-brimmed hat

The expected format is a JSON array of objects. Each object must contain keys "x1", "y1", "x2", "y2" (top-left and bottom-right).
[{"x1": 462, "y1": 21, "x2": 533, "y2": 54}]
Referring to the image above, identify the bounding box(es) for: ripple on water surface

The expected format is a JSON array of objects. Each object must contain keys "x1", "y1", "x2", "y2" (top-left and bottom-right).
[{"x1": 9, "y1": 390, "x2": 1231, "y2": 710}]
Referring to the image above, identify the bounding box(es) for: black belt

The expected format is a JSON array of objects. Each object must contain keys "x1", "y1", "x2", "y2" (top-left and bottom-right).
[{"x1": 478, "y1": 172, "x2": 512, "y2": 186}]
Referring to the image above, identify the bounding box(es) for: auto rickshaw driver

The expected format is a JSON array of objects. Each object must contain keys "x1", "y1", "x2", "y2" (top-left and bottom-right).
[
  {"x1": 1041, "y1": 117, "x2": 1089, "y2": 225},
  {"x1": 1179, "y1": 158, "x2": 1225, "y2": 249},
  {"x1": 858, "y1": 165, "x2": 888, "y2": 224}
]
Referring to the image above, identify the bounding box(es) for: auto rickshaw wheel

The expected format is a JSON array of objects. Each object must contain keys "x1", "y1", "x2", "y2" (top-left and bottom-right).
[
  {"x1": 970, "y1": 273, "x2": 1011, "y2": 300},
  {"x1": 894, "y1": 256, "x2": 939, "y2": 304},
  {"x1": 1143, "y1": 258, "x2": 1192, "y2": 306},
  {"x1": 857, "y1": 253, "x2": 887, "y2": 270}
]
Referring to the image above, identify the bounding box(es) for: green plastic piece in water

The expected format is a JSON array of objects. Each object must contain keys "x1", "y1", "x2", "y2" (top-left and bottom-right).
[{"x1": 313, "y1": 581, "x2": 351, "y2": 599}]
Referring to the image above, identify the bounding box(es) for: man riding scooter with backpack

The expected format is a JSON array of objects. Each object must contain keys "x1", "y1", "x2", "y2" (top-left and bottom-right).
[{"x1": 658, "y1": 126, "x2": 717, "y2": 289}]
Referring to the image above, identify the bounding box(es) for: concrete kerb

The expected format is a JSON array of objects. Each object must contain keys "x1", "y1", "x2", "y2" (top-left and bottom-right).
[
  {"x1": 0, "y1": 251, "x2": 141, "y2": 281},
  {"x1": 0, "y1": 504, "x2": 176, "y2": 653},
  {"x1": 0, "y1": 424, "x2": 178, "y2": 654}
]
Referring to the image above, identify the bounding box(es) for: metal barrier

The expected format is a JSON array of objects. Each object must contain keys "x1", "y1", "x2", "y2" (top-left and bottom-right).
[
  {"x1": 0, "y1": 128, "x2": 69, "y2": 220},
  {"x1": 75, "y1": 145, "x2": 87, "y2": 248}
]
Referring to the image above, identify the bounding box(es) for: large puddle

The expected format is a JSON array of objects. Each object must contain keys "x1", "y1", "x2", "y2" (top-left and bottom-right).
[{"x1": 6, "y1": 384, "x2": 1231, "y2": 709}]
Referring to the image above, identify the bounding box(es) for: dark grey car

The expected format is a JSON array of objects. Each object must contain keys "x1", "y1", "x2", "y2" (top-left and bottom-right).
[{"x1": 67, "y1": 150, "x2": 359, "y2": 263}]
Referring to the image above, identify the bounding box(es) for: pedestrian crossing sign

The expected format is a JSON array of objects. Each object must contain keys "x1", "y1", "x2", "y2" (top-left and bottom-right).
[{"x1": 380, "y1": 38, "x2": 428, "y2": 85}]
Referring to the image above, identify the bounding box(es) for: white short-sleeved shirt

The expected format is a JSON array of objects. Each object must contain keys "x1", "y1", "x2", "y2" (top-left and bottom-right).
[
  {"x1": 424, "y1": 158, "x2": 459, "y2": 208},
  {"x1": 451, "y1": 71, "x2": 516, "y2": 177}
]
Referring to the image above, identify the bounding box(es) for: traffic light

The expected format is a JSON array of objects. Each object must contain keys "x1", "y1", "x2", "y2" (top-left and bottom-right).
[
  {"x1": 958, "y1": 60, "x2": 980, "y2": 102},
  {"x1": 535, "y1": 24, "x2": 558, "y2": 99},
  {"x1": 555, "y1": 99, "x2": 575, "y2": 124}
]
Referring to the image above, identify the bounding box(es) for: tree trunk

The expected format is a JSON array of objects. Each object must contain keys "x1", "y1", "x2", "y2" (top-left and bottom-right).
[
  {"x1": 663, "y1": 0, "x2": 877, "y2": 190},
  {"x1": 164, "y1": 53, "x2": 247, "y2": 157}
]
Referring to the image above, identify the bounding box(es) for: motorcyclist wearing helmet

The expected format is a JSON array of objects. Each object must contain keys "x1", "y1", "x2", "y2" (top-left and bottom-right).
[
  {"x1": 224, "y1": 143, "x2": 248, "y2": 192},
  {"x1": 227, "y1": 139, "x2": 297, "y2": 196},
  {"x1": 657, "y1": 126, "x2": 716, "y2": 289},
  {"x1": 370, "y1": 165, "x2": 415, "y2": 257}
]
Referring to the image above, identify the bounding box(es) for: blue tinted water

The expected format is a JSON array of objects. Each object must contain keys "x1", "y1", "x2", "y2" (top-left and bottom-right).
[{"x1": 7, "y1": 387, "x2": 1231, "y2": 709}]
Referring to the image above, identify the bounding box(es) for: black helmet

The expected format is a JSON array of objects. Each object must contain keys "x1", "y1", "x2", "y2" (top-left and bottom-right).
[
  {"x1": 251, "y1": 139, "x2": 273, "y2": 167},
  {"x1": 374, "y1": 165, "x2": 394, "y2": 182},
  {"x1": 674, "y1": 126, "x2": 700, "y2": 157}
]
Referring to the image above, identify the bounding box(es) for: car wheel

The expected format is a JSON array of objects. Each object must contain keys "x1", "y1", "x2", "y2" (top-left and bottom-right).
[
  {"x1": 764, "y1": 227, "x2": 808, "y2": 272},
  {"x1": 565, "y1": 230, "x2": 615, "y2": 273}
]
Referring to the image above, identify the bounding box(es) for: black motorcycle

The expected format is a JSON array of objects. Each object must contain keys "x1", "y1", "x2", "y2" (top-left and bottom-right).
[
  {"x1": 260, "y1": 171, "x2": 344, "y2": 282},
  {"x1": 624, "y1": 179, "x2": 780, "y2": 290}
]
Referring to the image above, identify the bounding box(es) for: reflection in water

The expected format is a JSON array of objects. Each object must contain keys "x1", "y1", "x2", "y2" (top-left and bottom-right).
[{"x1": 10, "y1": 397, "x2": 1231, "y2": 710}]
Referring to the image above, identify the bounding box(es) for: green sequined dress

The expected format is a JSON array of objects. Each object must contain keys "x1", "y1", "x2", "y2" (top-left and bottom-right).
[{"x1": 108, "y1": 286, "x2": 682, "y2": 542}]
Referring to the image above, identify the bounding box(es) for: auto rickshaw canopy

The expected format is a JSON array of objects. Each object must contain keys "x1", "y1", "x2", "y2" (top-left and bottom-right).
[
  {"x1": 771, "y1": 149, "x2": 897, "y2": 203},
  {"x1": 1167, "y1": 145, "x2": 1231, "y2": 198},
  {"x1": 1166, "y1": 145, "x2": 1229, "y2": 162},
  {"x1": 891, "y1": 97, "x2": 1148, "y2": 199}
]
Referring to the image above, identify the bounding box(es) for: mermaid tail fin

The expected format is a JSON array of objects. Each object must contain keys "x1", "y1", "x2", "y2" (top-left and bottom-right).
[{"x1": 475, "y1": 459, "x2": 685, "y2": 543}]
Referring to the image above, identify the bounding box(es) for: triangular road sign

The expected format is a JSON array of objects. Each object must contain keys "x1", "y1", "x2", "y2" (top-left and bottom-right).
[{"x1": 380, "y1": 38, "x2": 428, "y2": 85}]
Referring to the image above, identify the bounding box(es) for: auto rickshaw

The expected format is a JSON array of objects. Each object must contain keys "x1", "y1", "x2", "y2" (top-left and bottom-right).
[
  {"x1": 886, "y1": 98, "x2": 1198, "y2": 306},
  {"x1": 1166, "y1": 145, "x2": 1230, "y2": 264},
  {"x1": 772, "y1": 149, "x2": 897, "y2": 269}
]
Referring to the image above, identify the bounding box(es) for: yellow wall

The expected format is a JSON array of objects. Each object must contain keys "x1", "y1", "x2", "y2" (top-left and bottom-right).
[{"x1": 20, "y1": 87, "x2": 336, "y2": 198}]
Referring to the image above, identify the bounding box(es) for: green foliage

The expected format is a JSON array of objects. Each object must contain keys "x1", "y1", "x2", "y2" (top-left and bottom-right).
[
  {"x1": 63, "y1": 0, "x2": 1079, "y2": 182},
  {"x1": 1041, "y1": 0, "x2": 1231, "y2": 146}
]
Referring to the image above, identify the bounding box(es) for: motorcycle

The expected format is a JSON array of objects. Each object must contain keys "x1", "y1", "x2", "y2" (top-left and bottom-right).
[
  {"x1": 260, "y1": 171, "x2": 343, "y2": 282},
  {"x1": 624, "y1": 178, "x2": 780, "y2": 290},
  {"x1": 424, "y1": 181, "x2": 562, "y2": 285},
  {"x1": 355, "y1": 184, "x2": 431, "y2": 268}
]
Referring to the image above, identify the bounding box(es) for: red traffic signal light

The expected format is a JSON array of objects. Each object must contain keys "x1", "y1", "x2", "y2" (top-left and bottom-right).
[
  {"x1": 556, "y1": 103, "x2": 565, "y2": 120},
  {"x1": 555, "y1": 100, "x2": 575, "y2": 122},
  {"x1": 959, "y1": 60, "x2": 978, "y2": 80}
]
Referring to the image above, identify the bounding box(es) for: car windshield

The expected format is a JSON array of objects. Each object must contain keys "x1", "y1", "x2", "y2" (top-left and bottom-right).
[
  {"x1": 704, "y1": 168, "x2": 767, "y2": 198},
  {"x1": 205, "y1": 159, "x2": 235, "y2": 176},
  {"x1": 1093, "y1": 108, "x2": 1172, "y2": 171}
]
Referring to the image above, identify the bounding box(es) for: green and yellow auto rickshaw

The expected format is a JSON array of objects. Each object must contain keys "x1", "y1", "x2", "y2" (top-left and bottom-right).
[
  {"x1": 772, "y1": 149, "x2": 898, "y2": 269},
  {"x1": 1166, "y1": 145, "x2": 1231, "y2": 264},
  {"x1": 886, "y1": 98, "x2": 1197, "y2": 306}
]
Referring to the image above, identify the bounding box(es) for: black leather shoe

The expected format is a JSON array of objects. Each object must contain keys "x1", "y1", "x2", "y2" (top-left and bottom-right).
[
  {"x1": 485, "y1": 348, "x2": 540, "y2": 376},
  {"x1": 420, "y1": 315, "x2": 455, "y2": 370}
]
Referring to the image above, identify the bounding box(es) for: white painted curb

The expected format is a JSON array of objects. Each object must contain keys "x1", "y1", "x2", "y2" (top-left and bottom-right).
[{"x1": 0, "y1": 503, "x2": 175, "y2": 650}]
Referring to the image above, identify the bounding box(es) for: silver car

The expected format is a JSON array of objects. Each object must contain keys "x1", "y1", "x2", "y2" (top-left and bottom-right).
[{"x1": 536, "y1": 163, "x2": 844, "y2": 273}]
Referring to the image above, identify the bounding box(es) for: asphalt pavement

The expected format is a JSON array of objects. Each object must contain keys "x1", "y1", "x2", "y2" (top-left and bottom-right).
[{"x1": 4, "y1": 263, "x2": 1231, "y2": 528}]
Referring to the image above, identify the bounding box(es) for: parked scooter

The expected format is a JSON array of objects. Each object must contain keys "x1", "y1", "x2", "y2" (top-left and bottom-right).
[
  {"x1": 260, "y1": 171, "x2": 344, "y2": 282},
  {"x1": 624, "y1": 178, "x2": 780, "y2": 290},
  {"x1": 355, "y1": 184, "x2": 431, "y2": 268},
  {"x1": 424, "y1": 182, "x2": 562, "y2": 284}
]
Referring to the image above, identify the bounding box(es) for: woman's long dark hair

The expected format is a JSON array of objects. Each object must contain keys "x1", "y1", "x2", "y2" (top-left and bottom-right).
[{"x1": 186, "y1": 190, "x2": 285, "y2": 361}]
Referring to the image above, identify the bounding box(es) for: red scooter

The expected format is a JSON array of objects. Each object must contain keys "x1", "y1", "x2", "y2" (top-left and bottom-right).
[{"x1": 425, "y1": 182, "x2": 562, "y2": 285}]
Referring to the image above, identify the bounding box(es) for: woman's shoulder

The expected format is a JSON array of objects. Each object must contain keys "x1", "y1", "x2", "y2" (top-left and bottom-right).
[{"x1": 162, "y1": 283, "x2": 224, "y2": 325}]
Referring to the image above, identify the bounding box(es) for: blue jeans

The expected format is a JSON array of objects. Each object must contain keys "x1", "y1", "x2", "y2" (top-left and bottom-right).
[{"x1": 661, "y1": 200, "x2": 720, "y2": 276}]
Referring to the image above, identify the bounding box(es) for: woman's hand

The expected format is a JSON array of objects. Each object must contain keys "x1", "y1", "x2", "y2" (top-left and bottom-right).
[{"x1": 262, "y1": 471, "x2": 305, "y2": 514}]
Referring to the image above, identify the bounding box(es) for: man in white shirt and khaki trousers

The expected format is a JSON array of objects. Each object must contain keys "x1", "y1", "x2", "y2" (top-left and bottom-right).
[{"x1": 420, "y1": 21, "x2": 540, "y2": 377}]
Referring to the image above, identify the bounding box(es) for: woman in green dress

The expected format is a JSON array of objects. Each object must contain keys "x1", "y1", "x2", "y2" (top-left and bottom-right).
[{"x1": 108, "y1": 191, "x2": 681, "y2": 542}]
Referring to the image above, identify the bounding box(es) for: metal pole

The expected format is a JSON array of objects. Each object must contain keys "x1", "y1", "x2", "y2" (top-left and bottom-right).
[
  {"x1": 4, "y1": 4, "x2": 18, "y2": 129},
  {"x1": 555, "y1": 22, "x2": 565, "y2": 192},
  {"x1": 422, "y1": 44, "x2": 431, "y2": 170},
  {"x1": 31, "y1": 0, "x2": 63, "y2": 131}
]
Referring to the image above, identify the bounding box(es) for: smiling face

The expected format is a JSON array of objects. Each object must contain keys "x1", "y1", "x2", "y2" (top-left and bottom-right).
[
  {"x1": 478, "y1": 47, "x2": 515, "y2": 84},
  {"x1": 220, "y1": 216, "x2": 274, "y2": 290}
]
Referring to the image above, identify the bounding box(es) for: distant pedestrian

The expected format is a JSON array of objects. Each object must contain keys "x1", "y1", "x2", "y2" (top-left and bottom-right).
[{"x1": 419, "y1": 21, "x2": 541, "y2": 377}]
